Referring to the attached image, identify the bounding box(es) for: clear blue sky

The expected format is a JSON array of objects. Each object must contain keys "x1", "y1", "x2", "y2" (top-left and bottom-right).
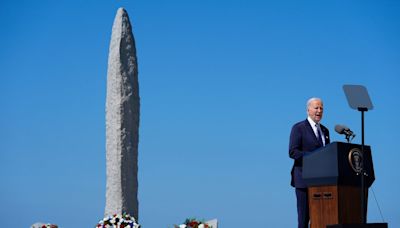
[{"x1": 1, "y1": 1, "x2": 399, "y2": 227}]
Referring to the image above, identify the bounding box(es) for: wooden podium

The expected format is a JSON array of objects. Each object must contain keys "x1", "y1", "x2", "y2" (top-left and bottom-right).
[{"x1": 303, "y1": 142, "x2": 377, "y2": 228}]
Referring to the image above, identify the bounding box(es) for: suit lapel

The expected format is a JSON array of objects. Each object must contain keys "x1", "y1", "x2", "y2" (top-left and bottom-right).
[
  {"x1": 304, "y1": 119, "x2": 320, "y2": 145},
  {"x1": 320, "y1": 125, "x2": 330, "y2": 144}
]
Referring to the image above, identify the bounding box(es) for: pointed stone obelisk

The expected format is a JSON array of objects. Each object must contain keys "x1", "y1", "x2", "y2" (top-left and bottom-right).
[{"x1": 105, "y1": 7, "x2": 140, "y2": 220}]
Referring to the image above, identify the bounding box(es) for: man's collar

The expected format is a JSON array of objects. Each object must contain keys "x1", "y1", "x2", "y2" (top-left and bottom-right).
[{"x1": 307, "y1": 116, "x2": 319, "y2": 126}]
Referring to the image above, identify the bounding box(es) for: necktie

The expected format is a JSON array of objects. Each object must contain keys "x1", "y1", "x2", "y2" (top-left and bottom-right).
[{"x1": 316, "y1": 124, "x2": 324, "y2": 146}]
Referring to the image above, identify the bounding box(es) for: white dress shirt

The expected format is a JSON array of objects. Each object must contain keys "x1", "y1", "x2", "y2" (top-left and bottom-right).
[{"x1": 307, "y1": 116, "x2": 325, "y2": 146}]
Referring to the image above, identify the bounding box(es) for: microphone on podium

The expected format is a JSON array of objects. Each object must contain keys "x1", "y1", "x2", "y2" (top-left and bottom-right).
[{"x1": 335, "y1": 124, "x2": 356, "y2": 142}]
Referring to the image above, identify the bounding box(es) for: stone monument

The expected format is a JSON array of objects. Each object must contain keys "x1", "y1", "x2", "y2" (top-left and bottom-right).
[
  {"x1": 105, "y1": 7, "x2": 140, "y2": 220},
  {"x1": 206, "y1": 219, "x2": 218, "y2": 228}
]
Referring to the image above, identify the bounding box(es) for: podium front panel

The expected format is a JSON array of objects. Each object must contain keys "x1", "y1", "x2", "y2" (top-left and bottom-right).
[{"x1": 303, "y1": 142, "x2": 375, "y2": 187}]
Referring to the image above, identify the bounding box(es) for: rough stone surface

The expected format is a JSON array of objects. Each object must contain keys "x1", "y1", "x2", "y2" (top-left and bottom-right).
[
  {"x1": 206, "y1": 219, "x2": 218, "y2": 228},
  {"x1": 31, "y1": 223, "x2": 58, "y2": 228},
  {"x1": 105, "y1": 7, "x2": 140, "y2": 220}
]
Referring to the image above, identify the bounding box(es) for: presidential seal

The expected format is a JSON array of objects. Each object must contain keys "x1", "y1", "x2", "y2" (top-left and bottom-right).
[{"x1": 348, "y1": 148, "x2": 363, "y2": 173}]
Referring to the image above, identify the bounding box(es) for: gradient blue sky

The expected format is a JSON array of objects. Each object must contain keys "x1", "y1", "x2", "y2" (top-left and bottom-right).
[{"x1": 1, "y1": 1, "x2": 399, "y2": 227}]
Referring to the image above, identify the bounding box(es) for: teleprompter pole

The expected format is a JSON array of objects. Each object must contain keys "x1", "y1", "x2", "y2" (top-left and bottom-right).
[{"x1": 358, "y1": 107, "x2": 368, "y2": 224}]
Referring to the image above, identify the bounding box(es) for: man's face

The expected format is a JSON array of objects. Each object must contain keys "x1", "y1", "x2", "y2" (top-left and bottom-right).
[{"x1": 307, "y1": 100, "x2": 323, "y2": 123}]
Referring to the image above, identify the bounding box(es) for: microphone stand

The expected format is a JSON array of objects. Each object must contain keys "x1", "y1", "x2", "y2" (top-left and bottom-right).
[
  {"x1": 358, "y1": 107, "x2": 368, "y2": 224},
  {"x1": 345, "y1": 134, "x2": 350, "y2": 143}
]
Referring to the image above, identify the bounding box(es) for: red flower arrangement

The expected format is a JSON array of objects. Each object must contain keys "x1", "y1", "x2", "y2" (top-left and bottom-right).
[{"x1": 174, "y1": 218, "x2": 212, "y2": 228}]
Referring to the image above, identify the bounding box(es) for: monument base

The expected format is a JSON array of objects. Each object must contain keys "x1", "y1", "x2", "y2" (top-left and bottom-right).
[{"x1": 327, "y1": 223, "x2": 388, "y2": 228}]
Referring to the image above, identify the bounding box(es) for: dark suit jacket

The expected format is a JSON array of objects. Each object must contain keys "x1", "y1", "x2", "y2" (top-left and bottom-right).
[{"x1": 289, "y1": 119, "x2": 330, "y2": 188}]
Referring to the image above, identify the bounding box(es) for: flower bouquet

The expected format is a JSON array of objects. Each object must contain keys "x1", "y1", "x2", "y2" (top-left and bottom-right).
[
  {"x1": 174, "y1": 218, "x2": 213, "y2": 228},
  {"x1": 96, "y1": 213, "x2": 141, "y2": 228}
]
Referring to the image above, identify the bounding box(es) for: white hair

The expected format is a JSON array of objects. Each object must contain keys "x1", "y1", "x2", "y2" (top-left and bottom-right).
[{"x1": 306, "y1": 97, "x2": 323, "y2": 110}]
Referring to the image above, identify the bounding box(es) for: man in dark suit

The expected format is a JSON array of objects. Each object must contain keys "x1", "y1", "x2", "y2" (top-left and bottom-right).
[{"x1": 289, "y1": 97, "x2": 330, "y2": 228}]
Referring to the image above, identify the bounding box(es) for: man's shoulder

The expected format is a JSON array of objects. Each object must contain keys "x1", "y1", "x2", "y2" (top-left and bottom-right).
[
  {"x1": 292, "y1": 119, "x2": 308, "y2": 129},
  {"x1": 320, "y1": 123, "x2": 329, "y2": 132}
]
